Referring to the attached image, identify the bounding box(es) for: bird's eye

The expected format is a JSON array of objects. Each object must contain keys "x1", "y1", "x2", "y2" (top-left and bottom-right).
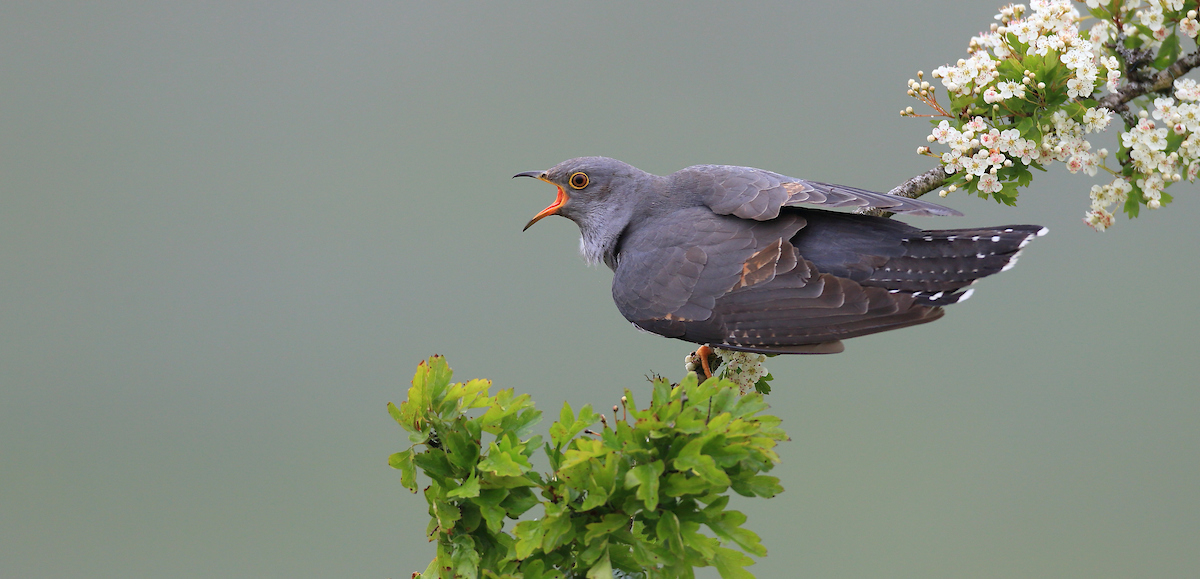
[{"x1": 569, "y1": 172, "x2": 589, "y2": 189}]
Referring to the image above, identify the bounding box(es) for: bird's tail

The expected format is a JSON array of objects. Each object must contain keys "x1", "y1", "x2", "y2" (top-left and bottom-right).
[{"x1": 863, "y1": 225, "x2": 1047, "y2": 305}]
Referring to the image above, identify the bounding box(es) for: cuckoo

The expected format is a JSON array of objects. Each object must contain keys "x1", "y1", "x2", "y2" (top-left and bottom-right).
[{"x1": 516, "y1": 157, "x2": 1045, "y2": 355}]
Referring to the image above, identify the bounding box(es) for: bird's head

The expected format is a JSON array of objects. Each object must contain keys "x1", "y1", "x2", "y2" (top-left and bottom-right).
[
  {"x1": 515, "y1": 156, "x2": 644, "y2": 230},
  {"x1": 515, "y1": 156, "x2": 650, "y2": 266}
]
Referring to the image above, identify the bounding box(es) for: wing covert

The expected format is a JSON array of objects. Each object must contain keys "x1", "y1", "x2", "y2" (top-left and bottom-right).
[{"x1": 677, "y1": 165, "x2": 962, "y2": 220}]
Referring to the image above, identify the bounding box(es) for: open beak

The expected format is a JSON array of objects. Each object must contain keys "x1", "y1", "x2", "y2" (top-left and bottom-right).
[{"x1": 514, "y1": 171, "x2": 567, "y2": 231}]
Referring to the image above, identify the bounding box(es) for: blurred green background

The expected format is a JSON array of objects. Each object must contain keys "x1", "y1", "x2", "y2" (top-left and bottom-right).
[{"x1": 3, "y1": 2, "x2": 1198, "y2": 578}]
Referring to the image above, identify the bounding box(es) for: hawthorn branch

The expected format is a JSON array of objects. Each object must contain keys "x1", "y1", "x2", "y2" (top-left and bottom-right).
[
  {"x1": 1100, "y1": 45, "x2": 1200, "y2": 127},
  {"x1": 865, "y1": 46, "x2": 1200, "y2": 218},
  {"x1": 860, "y1": 166, "x2": 947, "y2": 217}
]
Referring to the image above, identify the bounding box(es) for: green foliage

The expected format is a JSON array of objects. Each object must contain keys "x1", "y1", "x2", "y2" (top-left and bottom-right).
[{"x1": 390, "y1": 355, "x2": 789, "y2": 578}]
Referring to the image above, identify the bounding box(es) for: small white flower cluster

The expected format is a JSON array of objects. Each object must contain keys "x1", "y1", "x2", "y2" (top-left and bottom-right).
[
  {"x1": 1084, "y1": 177, "x2": 1131, "y2": 231},
  {"x1": 1097, "y1": 77, "x2": 1200, "y2": 228},
  {"x1": 1129, "y1": 1, "x2": 1195, "y2": 42},
  {"x1": 927, "y1": 109, "x2": 1110, "y2": 192},
  {"x1": 960, "y1": 0, "x2": 1122, "y2": 100},
  {"x1": 930, "y1": 118, "x2": 1022, "y2": 191},
  {"x1": 922, "y1": 2, "x2": 1119, "y2": 195},
  {"x1": 1046, "y1": 108, "x2": 1111, "y2": 177},
  {"x1": 715, "y1": 349, "x2": 768, "y2": 395},
  {"x1": 1181, "y1": 9, "x2": 1200, "y2": 38}
]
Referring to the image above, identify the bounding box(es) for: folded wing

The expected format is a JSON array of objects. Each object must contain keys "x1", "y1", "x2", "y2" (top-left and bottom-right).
[{"x1": 677, "y1": 164, "x2": 962, "y2": 220}]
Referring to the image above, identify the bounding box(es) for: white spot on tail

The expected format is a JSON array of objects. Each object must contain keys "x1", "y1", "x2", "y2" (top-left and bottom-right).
[
  {"x1": 958, "y1": 288, "x2": 975, "y2": 302},
  {"x1": 991, "y1": 235, "x2": 1001, "y2": 242},
  {"x1": 889, "y1": 289, "x2": 900, "y2": 293},
  {"x1": 931, "y1": 291, "x2": 944, "y2": 300},
  {"x1": 1037, "y1": 227, "x2": 1049, "y2": 236},
  {"x1": 1018, "y1": 234, "x2": 1035, "y2": 249},
  {"x1": 1000, "y1": 249, "x2": 1024, "y2": 272}
]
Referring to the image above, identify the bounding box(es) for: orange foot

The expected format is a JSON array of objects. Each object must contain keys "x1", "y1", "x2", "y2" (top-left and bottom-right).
[{"x1": 696, "y1": 345, "x2": 714, "y2": 379}]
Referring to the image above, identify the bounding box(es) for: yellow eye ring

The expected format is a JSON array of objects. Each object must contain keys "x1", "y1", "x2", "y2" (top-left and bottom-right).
[{"x1": 568, "y1": 172, "x2": 589, "y2": 190}]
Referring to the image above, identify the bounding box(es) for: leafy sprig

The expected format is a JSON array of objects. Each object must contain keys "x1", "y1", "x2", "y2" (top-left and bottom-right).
[{"x1": 389, "y1": 356, "x2": 789, "y2": 579}]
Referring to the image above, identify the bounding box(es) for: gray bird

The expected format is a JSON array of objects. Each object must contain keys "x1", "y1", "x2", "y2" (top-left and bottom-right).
[{"x1": 516, "y1": 157, "x2": 1045, "y2": 354}]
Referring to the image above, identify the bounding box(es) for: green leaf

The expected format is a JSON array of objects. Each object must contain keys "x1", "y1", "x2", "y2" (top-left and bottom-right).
[
  {"x1": 707, "y1": 510, "x2": 766, "y2": 556},
  {"x1": 753, "y1": 373, "x2": 772, "y2": 395},
  {"x1": 559, "y1": 437, "x2": 608, "y2": 471},
  {"x1": 674, "y1": 441, "x2": 731, "y2": 487},
  {"x1": 584, "y1": 514, "x2": 630, "y2": 543},
  {"x1": 419, "y1": 557, "x2": 440, "y2": 579},
  {"x1": 1124, "y1": 182, "x2": 1143, "y2": 217},
  {"x1": 388, "y1": 449, "x2": 418, "y2": 493},
  {"x1": 442, "y1": 425, "x2": 480, "y2": 472},
  {"x1": 623, "y1": 460, "x2": 665, "y2": 511},
  {"x1": 655, "y1": 511, "x2": 685, "y2": 557},
  {"x1": 585, "y1": 550, "x2": 613, "y2": 579},
  {"x1": 712, "y1": 545, "x2": 756, "y2": 579},
  {"x1": 500, "y1": 487, "x2": 539, "y2": 517},
  {"x1": 447, "y1": 470, "x2": 481, "y2": 499},
  {"x1": 1154, "y1": 32, "x2": 1181, "y2": 69},
  {"x1": 414, "y1": 449, "x2": 457, "y2": 481},
  {"x1": 432, "y1": 498, "x2": 461, "y2": 534},
  {"x1": 500, "y1": 407, "x2": 543, "y2": 440},
  {"x1": 447, "y1": 378, "x2": 493, "y2": 410},
  {"x1": 478, "y1": 448, "x2": 526, "y2": 477},
  {"x1": 423, "y1": 355, "x2": 453, "y2": 406},
  {"x1": 663, "y1": 472, "x2": 710, "y2": 497},
  {"x1": 556, "y1": 402, "x2": 575, "y2": 438},
  {"x1": 513, "y1": 520, "x2": 544, "y2": 560},
  {"x1": 387, "y1": 401, "x2": 405, "y2": 427},
  {"x1": 651, "y1": 376, "x2": 671, "y2": 410},
  {"x1": 578, "y1": 486, "x2": 610, "y2": 512},
  {"x1": 550, "y1": 401, "x2": 599, "y2": 448},
  {"x1": 730, "y1": 392, "x2": 769, "y2": 419},
  {"x1": 479, "y1": 504, "x2": 507, "y2": 535},
  {"x1": 478, "y1": 435, "x2": 532, "y2": 477},
  {"x1": 474, "y1": 488, "x2": 510, "y2": 533},
  {"x1": 540, "y1": 504, "x2": 576, "y2": 552},
  {"x1": 451, "y1": 534, "x2": 481, "y2": 579}
]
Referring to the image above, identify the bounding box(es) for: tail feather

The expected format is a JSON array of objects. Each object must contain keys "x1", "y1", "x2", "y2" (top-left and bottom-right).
[{"x1": 865, "y1": 225, "x2": 1046, "y2": 304}]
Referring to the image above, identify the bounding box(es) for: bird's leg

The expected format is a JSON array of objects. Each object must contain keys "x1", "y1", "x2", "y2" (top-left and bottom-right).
[{"x1": 696, "y1": 345, "x2": 715, "y2": 379}]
